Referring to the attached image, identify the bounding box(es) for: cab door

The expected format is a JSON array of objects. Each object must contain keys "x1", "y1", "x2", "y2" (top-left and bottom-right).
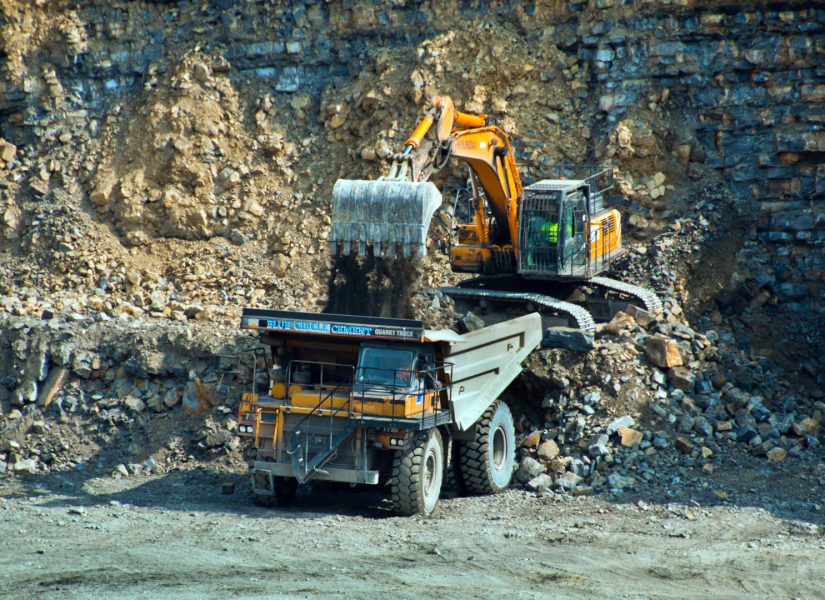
[{"x1": 561, "y1": 190, "x2": 589, "y2": 276}]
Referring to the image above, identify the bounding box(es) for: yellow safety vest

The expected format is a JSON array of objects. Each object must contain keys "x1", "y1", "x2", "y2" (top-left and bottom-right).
[{"x1": 541, "y1": 221, "x2": 558, "y2": 243}]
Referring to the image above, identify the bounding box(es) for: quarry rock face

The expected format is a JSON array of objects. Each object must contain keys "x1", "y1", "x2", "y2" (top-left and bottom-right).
[{"x1": 0, "y1": 1, "x2": 822, "y2": 314}]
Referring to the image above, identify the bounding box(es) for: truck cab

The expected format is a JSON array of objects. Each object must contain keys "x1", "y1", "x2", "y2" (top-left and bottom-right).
[{"x1": 355, "y1": 343, "x2": 438, "y2": 401}]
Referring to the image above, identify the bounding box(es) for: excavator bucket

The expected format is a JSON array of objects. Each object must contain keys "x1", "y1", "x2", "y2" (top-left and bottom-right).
[{"x1": 330, "y1": 179, "x2": 442, "y2": 258}]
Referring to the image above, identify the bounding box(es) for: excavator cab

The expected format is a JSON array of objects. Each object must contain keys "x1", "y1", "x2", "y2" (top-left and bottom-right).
[
  {"x1": 518, "y1": 179, "x2": 613, "y2": 279},
  {"x1": 518, "y1": 181, "x2": 585, "y2": 276}
]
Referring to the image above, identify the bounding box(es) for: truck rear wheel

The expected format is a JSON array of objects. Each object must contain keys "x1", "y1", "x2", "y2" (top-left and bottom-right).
[
  {"x1": 249, "y1": 471, "x2": 298, "y2": 507},
  {"x1": 391, "y1": 429, "x2": 443, "y2": 516},
  {"x1": 460, "y1": 401, "x2": 515, "y2": 494}
]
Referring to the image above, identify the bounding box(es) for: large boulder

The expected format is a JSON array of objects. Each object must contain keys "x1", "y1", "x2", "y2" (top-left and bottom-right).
[
  {"x1": 668, "y1": 367, "x2": 695, "y2": 392},
  {"x1": 457, "y1": 311, "x2": 485, "y2": 333},
  {"x1": 606, "y1": 415, "x2": 634, "y2": 435},
  {"x1": 182, "y1": 379, "x2": 217, "y2": 415},
  {"x1": 645, "y1": 337, "x2": 683, "y2": 368},
  {"x1": 537, "y1": 440, "x2": 560, "y2": 461},
  {"x1": 11, "y1": 378, "x2": 37, "y2": 406},
  {"x1": 516, "y1": 457, "x2": 544, "y2": 484},
  {"x1": 542, "y1": 327, "x2": 594, "y2": 352}
]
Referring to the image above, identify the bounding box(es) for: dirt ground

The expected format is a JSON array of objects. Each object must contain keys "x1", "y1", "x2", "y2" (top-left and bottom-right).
[{"x1": 2, "y1": 468, "x2": 823, "y2": 600}]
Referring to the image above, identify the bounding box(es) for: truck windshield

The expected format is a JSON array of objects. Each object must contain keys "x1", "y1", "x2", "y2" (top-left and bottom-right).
[{"x1": 357, "y1": 348, "x2": 414, "y2": 387}]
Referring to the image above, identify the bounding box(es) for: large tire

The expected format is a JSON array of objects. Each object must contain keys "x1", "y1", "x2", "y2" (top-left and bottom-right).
[
  {"x1": 391, "y1": 429, "x2": 444, "y2": 516},
  {"x1": 460, "y1": 401, "x2": 516, "y2": 494},
  {"x1": 249, "y1": 471, "x2": 298, "y2": 507}
]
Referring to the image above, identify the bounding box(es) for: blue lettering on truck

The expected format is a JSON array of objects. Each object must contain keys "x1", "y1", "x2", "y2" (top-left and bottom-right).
[
  {"x1": 258, "y1": 318, "x2": 419, "y2": 339},
  {"x1": 331, "y1": 325, "x2": 373, "y2": 336},
  {"x1": 265, "y1": 320, "x2": 331, "y2": 333},
  {"x1": 294, "y1": 321, "x2": 330, "y2": 333}
]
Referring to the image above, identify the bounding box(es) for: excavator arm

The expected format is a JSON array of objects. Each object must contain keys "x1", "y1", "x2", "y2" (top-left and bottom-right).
[
  {"x1": 445, "y1": 124, "x2": 522, "y2": 250},
  {"x1": 330, "y1": 96, "x2": 521, "y2": 259}
]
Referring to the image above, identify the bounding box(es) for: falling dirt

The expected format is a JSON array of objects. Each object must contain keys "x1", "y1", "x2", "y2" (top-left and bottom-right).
[{"x1": 325, "y1": 254, "x2": 422, "y2": 319}]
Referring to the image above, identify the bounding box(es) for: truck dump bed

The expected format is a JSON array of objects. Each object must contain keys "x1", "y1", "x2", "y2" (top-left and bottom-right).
[{"x1": 440, "y1": 314, "x2": 542, "y2": 430}]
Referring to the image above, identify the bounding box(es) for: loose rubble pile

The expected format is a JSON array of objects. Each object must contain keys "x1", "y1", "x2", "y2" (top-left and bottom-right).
[
  {"x1": 510, "y1": 307, "x2": 824, "y2": 502},
  {"x1": 0, "y1": 312, "x2": 256, "y2": 478}
]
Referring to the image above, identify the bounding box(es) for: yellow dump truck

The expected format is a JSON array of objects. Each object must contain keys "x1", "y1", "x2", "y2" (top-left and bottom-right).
[{"x1": 236, "y1": 309, "x2": 541, "y2": 515}]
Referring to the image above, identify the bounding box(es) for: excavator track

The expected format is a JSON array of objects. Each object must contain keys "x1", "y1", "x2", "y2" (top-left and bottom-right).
[
  {"x1": 435, "y1": 287, "x2": 596, "y2": 333},
  {"x1": 590, "y1": 277, "x2": 663, "y2": 314}
]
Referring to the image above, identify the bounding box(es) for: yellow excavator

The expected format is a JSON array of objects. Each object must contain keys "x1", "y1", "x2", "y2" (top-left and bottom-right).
[{"x1": 330, "y1": 96, "x2": 661, "y2": 332}]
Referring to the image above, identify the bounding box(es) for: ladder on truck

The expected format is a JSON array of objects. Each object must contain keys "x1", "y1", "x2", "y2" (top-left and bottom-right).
[
  {"x1": 287, "y1": 371, "x2": 363, "y2": 485},
  {"x1": 284, "y1": 360, "x2": 454, "y2": 485}
]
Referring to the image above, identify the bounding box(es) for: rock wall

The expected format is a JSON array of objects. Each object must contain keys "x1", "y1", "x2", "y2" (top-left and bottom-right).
[
  {"x1": 0, "y1": 0, "x2": 822, "y2": 309},
  {"x1": 579, "y1": 2, "x2": 825, "y2": 311}
]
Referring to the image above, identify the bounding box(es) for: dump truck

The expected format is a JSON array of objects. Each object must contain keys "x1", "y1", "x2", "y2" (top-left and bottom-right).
[{"x1": 235, "y1": 308, "x2": 541, "y2": 515}]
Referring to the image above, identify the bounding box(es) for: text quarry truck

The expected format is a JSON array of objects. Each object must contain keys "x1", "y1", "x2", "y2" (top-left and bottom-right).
[{"x1": 236, "y1": 309, "x2": 542, "y2": 515}]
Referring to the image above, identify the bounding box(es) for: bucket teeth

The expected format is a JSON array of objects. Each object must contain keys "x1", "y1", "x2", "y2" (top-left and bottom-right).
[{"x1": 330, "y1": 180, "x2": 442, "y2": 258}]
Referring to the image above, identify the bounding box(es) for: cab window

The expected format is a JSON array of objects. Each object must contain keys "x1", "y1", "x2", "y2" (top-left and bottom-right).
[{"x1": 357, "y1": 348, "x2": 414, "y2": 386}]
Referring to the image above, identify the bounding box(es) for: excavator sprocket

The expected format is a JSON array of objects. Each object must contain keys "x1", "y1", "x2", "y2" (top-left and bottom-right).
[{"x1": 330, "y1": 180, "x2": 442, "y2": 258}]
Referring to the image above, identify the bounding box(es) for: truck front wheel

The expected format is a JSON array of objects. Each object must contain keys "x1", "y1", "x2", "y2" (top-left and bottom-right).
[
  {"x1": 391, "y1": 429, "x2": 444, "y2": 516},
  {"x1": 460, "y1": 401, "x2": 515, "y2": 494}
]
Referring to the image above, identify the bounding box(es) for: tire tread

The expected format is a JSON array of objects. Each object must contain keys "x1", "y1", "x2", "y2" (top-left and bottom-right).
[
  {"x1": 459, "y1": 402, "x2": 513, "y2": 495},
  {"x1": 391, "y1": 430, "x2": 442, "y2": 516}
]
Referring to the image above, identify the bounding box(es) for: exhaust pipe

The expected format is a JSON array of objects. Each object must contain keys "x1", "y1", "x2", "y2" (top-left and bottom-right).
[{"x1": 330, "y1": 179, "x2": 442, "y2": 258}]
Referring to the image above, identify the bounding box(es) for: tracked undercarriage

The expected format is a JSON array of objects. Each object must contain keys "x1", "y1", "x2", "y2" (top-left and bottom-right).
[{"x1": 436, "y1": 275, "x2": 662, "y2": 334}]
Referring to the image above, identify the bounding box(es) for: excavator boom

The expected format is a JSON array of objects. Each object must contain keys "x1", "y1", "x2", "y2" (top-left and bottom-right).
[{"x1": 330, "y1": 96, "x2": 518, "y2": 258}]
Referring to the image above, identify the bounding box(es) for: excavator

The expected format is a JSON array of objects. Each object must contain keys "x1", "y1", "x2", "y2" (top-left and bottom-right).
[{"x1": 329, "y1": 96, "x2": 661, "y2": 332}]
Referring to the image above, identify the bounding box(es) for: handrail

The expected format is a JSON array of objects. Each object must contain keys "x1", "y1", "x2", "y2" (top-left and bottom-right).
[
  {"x1": 213, "y1": 348, "x2": 270, "y2": 395},
  {"x1": 353, "y1": 362, "x2": 453, "y2": 430},
  {"x1": 287, "y1": 360, "x2": 356, "y2": 434},
  {"x1": 286, "y1": 359, "x2": 454, "y2": 482},
  {"x1": 286, "y1": 361, "x2": 358, "y2": 482},
  {"x1": 252, "y1": 404, "x2": 281, "y2": 448}
]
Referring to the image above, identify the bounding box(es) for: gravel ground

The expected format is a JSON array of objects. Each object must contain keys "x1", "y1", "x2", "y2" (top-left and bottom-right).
[{"x1": 2, "y1": 468, "x2": 823, "y2": 600}]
